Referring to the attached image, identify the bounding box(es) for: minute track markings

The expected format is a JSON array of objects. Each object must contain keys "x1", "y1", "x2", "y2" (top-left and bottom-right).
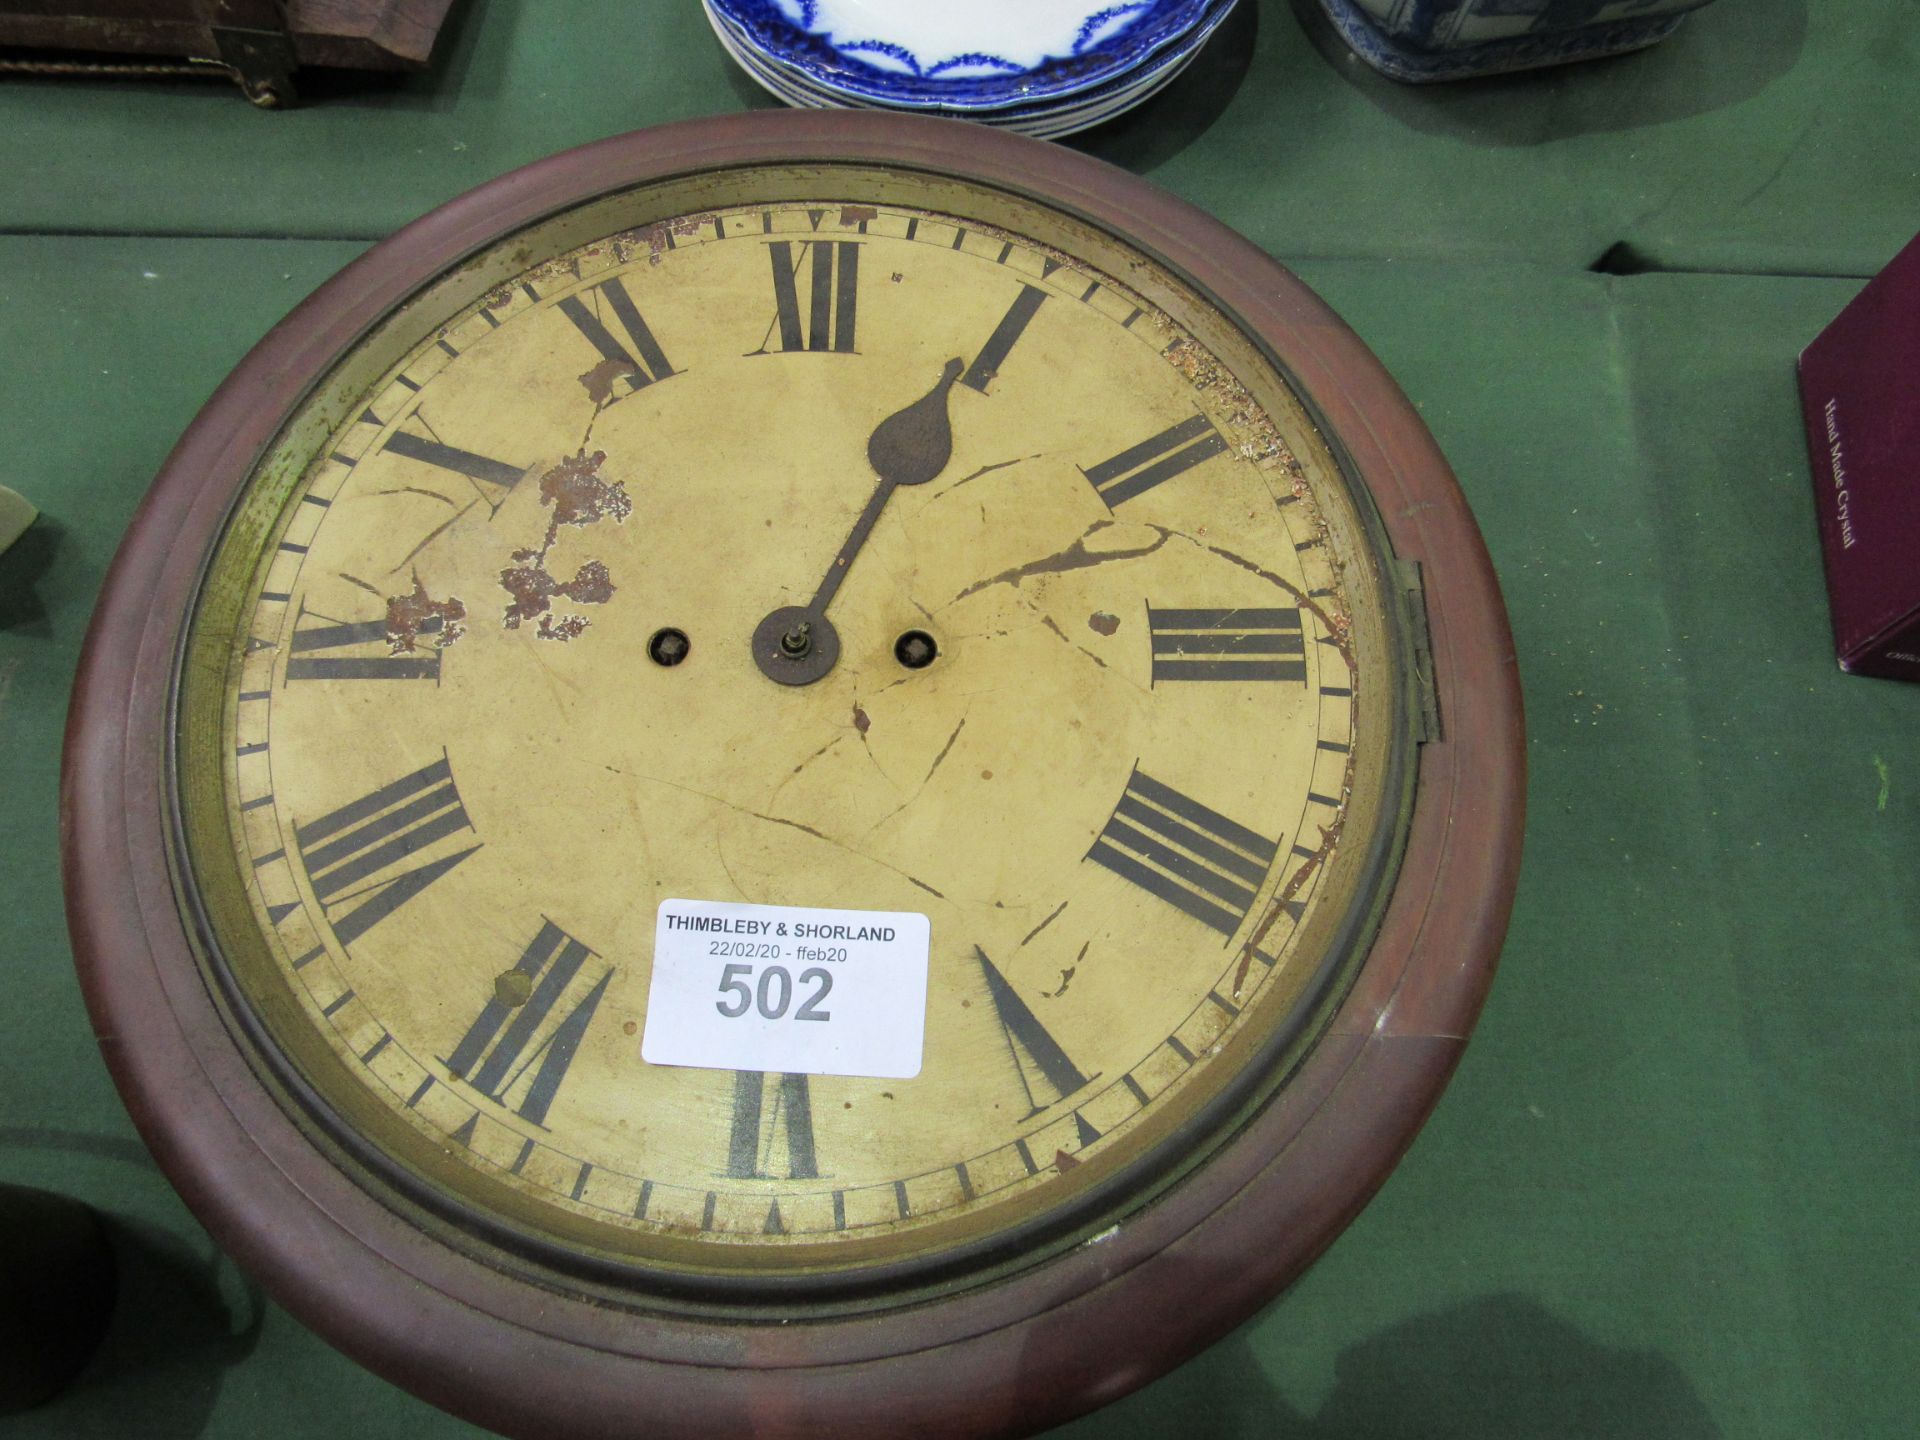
[
  {"x1": 215, "y1": 202, "x2": 1357, "y2": 1249},
  {"x1": 334, "y1": 1008, "x2": 1285, "y2": 1238}
]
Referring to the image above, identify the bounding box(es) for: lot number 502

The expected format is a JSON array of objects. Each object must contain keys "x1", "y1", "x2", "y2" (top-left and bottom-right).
[{"x1": 715, "y1": 963, "x2": 833, "y2": 1021}]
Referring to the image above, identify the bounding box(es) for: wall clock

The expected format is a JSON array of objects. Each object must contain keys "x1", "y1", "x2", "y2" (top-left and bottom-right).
[{"x1": 63, "y1": 111, "x2": 1522, "y2": 1439}]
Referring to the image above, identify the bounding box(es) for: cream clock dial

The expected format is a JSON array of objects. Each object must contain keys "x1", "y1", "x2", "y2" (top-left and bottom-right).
[{"x1": 70, "y1": 115, "x2": 1520, "y2": 1438}]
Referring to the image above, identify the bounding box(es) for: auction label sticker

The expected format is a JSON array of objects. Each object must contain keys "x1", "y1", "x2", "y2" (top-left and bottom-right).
[{"x1": 642, "y1": 898, "x2": 930, "y2": 1080}]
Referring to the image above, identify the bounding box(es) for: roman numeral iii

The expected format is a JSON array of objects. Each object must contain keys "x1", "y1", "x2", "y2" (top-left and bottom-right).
[
  {"x1": 557, "y1": 276, "x2": 676, "y2": 400},
  {"x1": 1088, "y1": 769, "x2": 1278, "y2": 939},
  {"x1": 1147, "y1": 606, "x2": 1306, "y2": 684},
  {"x1": 293, "y1": 756, "x2": 479, "y2": 945},
  {"x1": 443, "y1": 920, "x2": 611, "y2": 1128},
  {"x1": 1082, "y1": 414, "x2": 1230, "y2": 508},
  {"x1": 754, "y1": 240, "x2": 860, "y2": 354}
]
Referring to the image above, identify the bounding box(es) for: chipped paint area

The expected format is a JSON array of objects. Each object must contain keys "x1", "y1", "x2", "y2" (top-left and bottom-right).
[
  {"x1": 613, "y1": 213, "x2": 721, "y2": 267},
  {"x1": 385, "y1": 576, "x2": 466, "y2": 653},
  {"x1": 1162, "y1": 335, "x2": 1301, "y2": 474},
  {"x1": 501, "y1": 557, "x2": 615, "y2": 641},
  {"x1": 1088, "y1": 611, "x2": 1121, "y2": 636},
  {"x1": 540, "y1": 452, "x2": 631, "y2": 531},
  {"x1": 499, "y1": 451, "x2": 630, "y2": 641},
  {"x1": 579, "y1": 356, "x2": 636, "y2": 408}
]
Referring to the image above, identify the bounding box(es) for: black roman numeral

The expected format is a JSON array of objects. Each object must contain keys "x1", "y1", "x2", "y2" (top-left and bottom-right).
[
  {"x1": 1088, "y1": 769, "x2": 1277, "y2": 939},
  {"x1": 1147, "y1": 606, "x2": 1306, "y2": 684},
  {"x1": 382, "y1": 430, "x2": 527, "y2": 507},
  {"x1": 285, "y1": 601, "x2": 442, "y2": 683},
  {"x1": 754, "y1": 240, "x2": 859, "y2": 355},
  {"x1": 960, "y1": 284, "x2": 1047, "y2": 394},
  {"x1": 727, "y1": 1071, "x2": 818, "y2": 1180},
  {"x1": 1081, "y1": 414, "x2": 1230, "y2": 509},
  {"x1": 975, "y1": 947, "x2": 1091, "y2": 1119},
  {"x1": 293, "y1": 757, "x2": 479, "y2": 945},
  {"x1": 443, "y1": 920, "x2": 611, "y2": 1128},
  {"x1": 557, "y1": 276, "x2": 677, "y2": 400}
]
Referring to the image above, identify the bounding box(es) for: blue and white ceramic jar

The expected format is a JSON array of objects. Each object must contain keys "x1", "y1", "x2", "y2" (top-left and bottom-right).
[{"x1": 1316, "y1": 0, "x2": 1720, "y2": 82}]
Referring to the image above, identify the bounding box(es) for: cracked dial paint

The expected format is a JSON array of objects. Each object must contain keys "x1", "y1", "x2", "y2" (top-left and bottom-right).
[{"x1": 184, "y1": 189, "x2": 1407, "y2": 1284}]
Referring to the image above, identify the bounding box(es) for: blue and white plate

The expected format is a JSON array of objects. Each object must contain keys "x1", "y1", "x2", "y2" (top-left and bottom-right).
[
  {"x1": 706, "y1": 0, "x2": 1227, "y2": 113},
  {"x1": 714, "y1": 17, "x2": 1211, "y2": 138}
]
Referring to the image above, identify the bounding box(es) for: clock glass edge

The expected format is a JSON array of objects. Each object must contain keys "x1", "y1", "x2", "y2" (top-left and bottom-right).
[{"x1": 162, "y1": 158, "x2": 1421, "y2": 1312}]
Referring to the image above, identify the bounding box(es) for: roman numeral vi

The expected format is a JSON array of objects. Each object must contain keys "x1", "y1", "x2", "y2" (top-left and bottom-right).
[{"x1": 727, "y1": 1071, "x2": 819, "y2": 1180}]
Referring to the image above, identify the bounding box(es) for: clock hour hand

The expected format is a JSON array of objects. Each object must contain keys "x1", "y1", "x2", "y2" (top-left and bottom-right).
[{"x1": 753, "y1": 358, "x2": 964, "y2": 686}]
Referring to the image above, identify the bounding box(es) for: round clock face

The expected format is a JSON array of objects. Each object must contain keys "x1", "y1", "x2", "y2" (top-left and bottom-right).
[
  {"x1": 179, "y1": 177, "x2": 1406, "y2": 1288},
  {"x1": 71, "y1": 115, "x2": 1520, "y2": 1437}
]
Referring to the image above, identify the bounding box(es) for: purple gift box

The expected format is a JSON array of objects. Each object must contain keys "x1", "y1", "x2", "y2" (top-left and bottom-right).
[{"x1": 1798, "y1": 230, "x2": 1920, "y2": 682}]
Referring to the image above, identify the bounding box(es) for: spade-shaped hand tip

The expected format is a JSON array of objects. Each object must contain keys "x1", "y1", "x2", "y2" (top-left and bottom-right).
[{"x1": 867, "y1": 358, "x2": 965, "y2": 488}]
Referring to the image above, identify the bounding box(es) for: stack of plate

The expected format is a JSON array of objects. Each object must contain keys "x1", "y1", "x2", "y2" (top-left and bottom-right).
[{"x1": 704, "y1": 0, "x2": 1240, "y2": 140}]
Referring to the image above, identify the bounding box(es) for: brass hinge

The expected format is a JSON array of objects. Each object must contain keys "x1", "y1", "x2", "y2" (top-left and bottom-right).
[{"x1": 1397, "y1": 558, "x2": 1442, "y2": 744}]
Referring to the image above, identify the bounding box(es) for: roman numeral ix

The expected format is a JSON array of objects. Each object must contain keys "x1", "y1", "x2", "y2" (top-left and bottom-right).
[
  {"x1": 285, "y1": 601, "x2": 442, "y2": 684},
  {"x1": 754, "y1": 240, "x2": 860, "y2": 355},
  {"x1": 1147, "y1": 606, "x2": 1307, "y2": 684},
  {"x1": 1088, "y1": 768, "x2": 1278, "y2": 939},
  {"x1": 1082, "y1": 414, "x2": 1230, "y2": 509},
  {"x1": 293, "y1": 756, "x2": 479, "y2": 946}
]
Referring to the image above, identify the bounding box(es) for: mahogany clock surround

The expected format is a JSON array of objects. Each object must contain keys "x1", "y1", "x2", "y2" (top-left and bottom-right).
[{"x1": 62, "y1": 111, "x2": 1523, "y2": 1439}]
